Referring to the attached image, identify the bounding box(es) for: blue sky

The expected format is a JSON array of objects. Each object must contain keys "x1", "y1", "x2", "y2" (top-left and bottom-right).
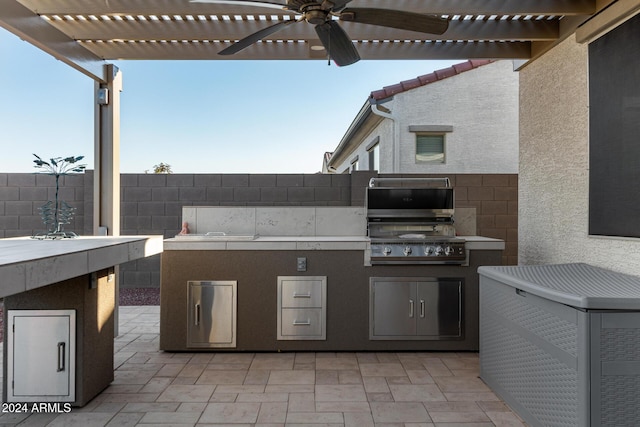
[{"x1": 0, "y1": 28, "x2": 461, "y2": 174}]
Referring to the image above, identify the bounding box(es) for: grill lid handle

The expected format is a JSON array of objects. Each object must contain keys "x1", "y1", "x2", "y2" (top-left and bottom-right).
[{"x1": 368, "y1": 177, "x2": 451, "y2": 188}]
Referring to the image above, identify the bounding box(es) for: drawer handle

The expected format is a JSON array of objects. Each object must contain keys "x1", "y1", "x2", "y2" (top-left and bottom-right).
[
  {"x1": 409, "y1": 299, "x2": 414, "y2": 318},
  {"x1": 293, "y1": 319, "x2": 311, "y2": 326},
  {"x1": 194, "y1": 303, "x2": 201, "y2": 326},
  {"x1": 57, "y1": 342, "x2": 66, "y2": 372},
  {"x1": 420, "y1": 299, "x2": 425, "y2": 318},
  {"x1": 293, "y1": 292, "x2": 312, "y2": 298}
]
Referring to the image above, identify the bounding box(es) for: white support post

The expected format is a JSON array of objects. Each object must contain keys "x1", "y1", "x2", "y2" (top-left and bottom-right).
[
  {"x1": 94, "y1": 63, "x2": 122, "y2": 237},
  {"x1": 94, "y1": 64, "x2": 122, "y2": 335}
]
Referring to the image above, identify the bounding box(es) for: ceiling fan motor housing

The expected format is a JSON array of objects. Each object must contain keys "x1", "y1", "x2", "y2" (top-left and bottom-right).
[
  {"x1": 290, "y1": 0, "x2": 333, "y2": 10},
  {"x1": 305, "y1": 8, "x2": 328, "y2": 25}
]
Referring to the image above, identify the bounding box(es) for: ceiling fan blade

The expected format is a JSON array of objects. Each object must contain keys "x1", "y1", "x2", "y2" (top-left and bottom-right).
[
  {"x1": 219, "y1": 19, "x2": 296, "y2": 55},
  {"x1": 339, "y1": 8, "x2": 449, "y2": 35},
  {"x1": 328, "y1": 0, "x2": 353, "y2": 12},
  {"x1": 190, "y1": 0, "x2": 288, "y2": 11},
  {"x1": 315, "y1": 21, "x2": 360, "y2": 67}
]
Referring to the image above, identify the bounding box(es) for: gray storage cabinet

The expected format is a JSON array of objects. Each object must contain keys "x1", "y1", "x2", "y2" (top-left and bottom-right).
[{"x1": 479, "y1": 263, "x2": 640, "y2": 427}]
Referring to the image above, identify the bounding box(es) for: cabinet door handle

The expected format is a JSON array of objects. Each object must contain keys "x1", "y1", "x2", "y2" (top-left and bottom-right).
[
  {"x1": 409, "y1": 299, "x2": 414, "y2": 318},
  {"x1": 194, "y1": 303, "x2": 201, "y2": 326},
  {"x1": 293, "y1": 319, "x2": 311, "y2": 326},
  {"x1": 293, "y1": 292, "x2": 312, "y2": 298},
  {"x1": 420, "y1": 300, "x2": 425, "y2": 318},
  {"x1": 57, "y1": 342, "x2": 66, "y2": 372}
]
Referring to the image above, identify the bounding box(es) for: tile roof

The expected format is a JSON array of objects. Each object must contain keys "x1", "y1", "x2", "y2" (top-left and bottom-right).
[{"x1": 370, "y1": 59, "x2": 494, "y2": 101}]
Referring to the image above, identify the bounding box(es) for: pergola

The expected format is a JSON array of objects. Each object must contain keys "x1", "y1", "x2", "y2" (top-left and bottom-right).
[{"x1": 0, "y1": 0, "x2": 623, "y2": 236}]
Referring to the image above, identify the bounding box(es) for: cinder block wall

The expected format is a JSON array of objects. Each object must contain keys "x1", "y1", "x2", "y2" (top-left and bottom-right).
[
  {"x1": 0, "y1": 171, "x2": 517, "y2": 288},
  {"x1": 0, "y1": 173, "x2": 86, "y2": 238},
  {"x1": 110, "y1": 172, "x2": 352, "y2": 287},
  {"x1": 453, "y1": 174, "x2": 518, "y2": 265}
]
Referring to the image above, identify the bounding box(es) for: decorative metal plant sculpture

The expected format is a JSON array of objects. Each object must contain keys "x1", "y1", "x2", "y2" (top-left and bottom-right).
[{"x1": 32, "y1": 154, "x2": 87, "y2": 239}]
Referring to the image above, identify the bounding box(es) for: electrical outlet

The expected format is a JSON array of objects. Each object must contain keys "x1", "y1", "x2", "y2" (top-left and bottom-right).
[{"x1": 297, "y1": 257, "x2": 307, "y2": 272}]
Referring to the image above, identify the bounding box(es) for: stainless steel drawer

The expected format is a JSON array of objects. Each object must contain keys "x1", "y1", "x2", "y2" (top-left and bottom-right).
[
  {"x1": 277, "y1": 276, "x2": 327, "y2": 340},
  {"x1": 279, "y1": 308, "x2": 324, "y2": 339},
  {"x1": 280, "y1": 279, "x2": 324, "y2": 308}
]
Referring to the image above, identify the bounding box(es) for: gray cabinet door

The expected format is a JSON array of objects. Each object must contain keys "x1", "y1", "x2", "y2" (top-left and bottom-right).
[
  {"x1": 8, "y1": 310, "x2": 76, "y2": 402},
  {"x1": 371, "y1": 280, "x2": 417, "y2": 336},
  {"x1": 416, "y1": 280, "x2": 462, "y2": 337},
  {"x1": 188, "y1": 281, "x2": 237, "y2": 348}
]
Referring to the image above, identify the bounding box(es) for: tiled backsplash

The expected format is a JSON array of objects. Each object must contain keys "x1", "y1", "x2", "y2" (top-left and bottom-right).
[{"x1": 183, "y1": 206, "x2": 366, "y2": 237}]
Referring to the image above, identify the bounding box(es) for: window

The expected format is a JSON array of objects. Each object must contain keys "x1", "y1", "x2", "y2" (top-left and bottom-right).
[
  {"x1": 350, "y1": 156, "x2": 359, "y2": 172},
  {"x1": 416, "y1": 134, "x2": 445, "y2": 163},
  {"x1": 368, "y1": 143, "x2": 380, "y2": 171},
  {"x1": 409, "y1": 125, "x2": 451, "y2": 164}
]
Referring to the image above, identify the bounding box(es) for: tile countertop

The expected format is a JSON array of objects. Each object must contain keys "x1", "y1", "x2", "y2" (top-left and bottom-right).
[
  {"x1": 0, "y1": 235, "x2": 163, "y2": 299},
  {"x1": 163, "y1": 235, "x2": 505, "y2": 251}
]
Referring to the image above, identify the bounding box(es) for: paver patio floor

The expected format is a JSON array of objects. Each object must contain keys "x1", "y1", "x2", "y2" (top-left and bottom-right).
[{"x1": 0, "y1": 306, "x2": 526, "y2": 426}]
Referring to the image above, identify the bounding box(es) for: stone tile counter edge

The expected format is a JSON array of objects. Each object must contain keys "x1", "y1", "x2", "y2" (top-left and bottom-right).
[
  {"x1": 163, "y1": 235, "x2": 504, "y2": 251},
  {"x1": 0, "y1": 235, "x2": 163, "y2": 299}
]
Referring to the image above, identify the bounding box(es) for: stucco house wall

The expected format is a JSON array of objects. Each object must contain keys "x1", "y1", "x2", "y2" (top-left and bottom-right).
[
  {"x1": 330, "y1": 60, "x2": 519, "y2": 175},
  {"x1": 519, "y1": 34, "x2": 640, "y2": 275},
  {"x1": 394, "y1": 60, "x2": 519, "y2": 174}
]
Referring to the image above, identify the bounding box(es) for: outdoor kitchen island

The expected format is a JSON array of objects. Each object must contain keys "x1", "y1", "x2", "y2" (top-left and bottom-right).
[
  {"x1": 160, "y1": 206, "x2": 504, "y2": 352},
  {"x1": 0, "y1": 236, "x2": 163, "y2": 406}
]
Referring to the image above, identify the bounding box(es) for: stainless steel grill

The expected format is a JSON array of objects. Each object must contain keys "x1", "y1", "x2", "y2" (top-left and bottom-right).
[{"x1": 366, "y1": 177, "x2": 467, "y2": 265}]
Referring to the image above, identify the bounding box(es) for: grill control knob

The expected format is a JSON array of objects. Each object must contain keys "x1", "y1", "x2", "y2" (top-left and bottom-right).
[
  {"x1": 403, "y1": 246, "x2": 413, "y2": 256},
  {"x1": 424, "y1": 246, "x2": 434, "y2": 255},
  {"x1": 444, "y1": 246, "x2": 454, "y2": 256},
  {"x1": 383, "y1": 247, "x2": 392, "y2": 256},
  {"x1": 434, "y1": 246, "x2": 444, "y2": 255}
]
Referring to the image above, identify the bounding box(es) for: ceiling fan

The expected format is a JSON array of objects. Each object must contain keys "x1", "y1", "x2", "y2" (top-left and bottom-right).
[{"x1": 192, "y1": 0, "x2": 449, "y2": 66}]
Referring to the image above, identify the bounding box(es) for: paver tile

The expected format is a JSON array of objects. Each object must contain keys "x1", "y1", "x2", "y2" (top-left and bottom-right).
[
  {"x1": 268, "y1": 369, "x2": 315, "y2": 384},
  {"x1": 369, "y1": 402, "x2": 431, "y2": 423},
  {"x1": 199, "y1": 402, "x2": 260, "y2": 424},
  {"x1": 315, "y1": 384, "x2": 367, "y2": 402},
  {"x1": 156, "y1": 384, "x2": 215, "y2": 402},
  {"x1": 359, "y1": 363, "x2": 406, "y2": 377}
]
